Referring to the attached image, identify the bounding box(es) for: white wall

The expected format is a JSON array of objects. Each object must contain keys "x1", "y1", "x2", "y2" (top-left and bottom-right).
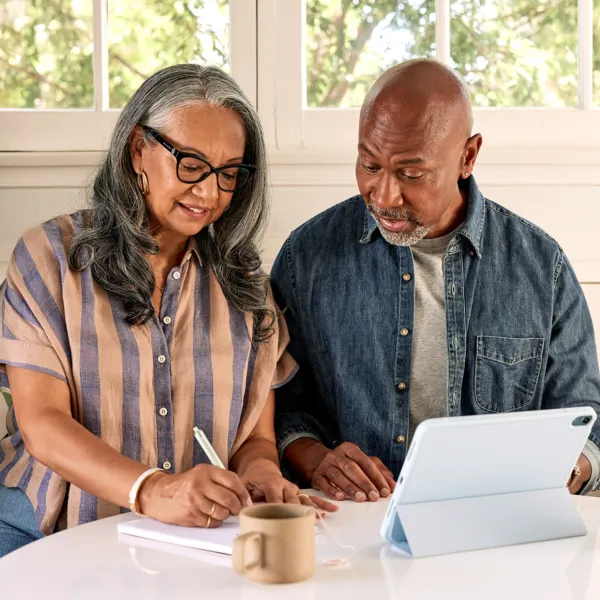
[{"x1": 1, "y1": 149, "x2": 600, "y2": 352}]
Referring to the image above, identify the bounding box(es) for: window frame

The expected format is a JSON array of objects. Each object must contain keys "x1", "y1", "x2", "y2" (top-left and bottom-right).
[
  {"x1": 0, "y1": 0, "x2": 257, "y2": 152},
  {"x1": 257, "y1": 0, "x2": 599, "y2": 153}
]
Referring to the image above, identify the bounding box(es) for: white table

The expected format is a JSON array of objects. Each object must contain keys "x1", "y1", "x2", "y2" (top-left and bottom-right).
[{"x1": 2, "y1": 495, "x2": 600, "y2": 600}]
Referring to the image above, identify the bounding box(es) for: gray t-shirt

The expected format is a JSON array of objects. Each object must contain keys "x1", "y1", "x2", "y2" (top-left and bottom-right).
[{"x1": 408, "y1": 228, "x2": 458, "y2": 445}]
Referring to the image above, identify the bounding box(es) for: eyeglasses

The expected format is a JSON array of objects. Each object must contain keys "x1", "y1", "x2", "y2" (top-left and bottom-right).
[{"x1": 142, "y1": 126, "x2": 256, "y2": 193}]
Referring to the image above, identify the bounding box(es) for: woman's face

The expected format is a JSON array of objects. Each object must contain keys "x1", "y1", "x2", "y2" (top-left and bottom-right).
[{"x1": 130, "y1": 104, "x2": 247, "y2": 242}]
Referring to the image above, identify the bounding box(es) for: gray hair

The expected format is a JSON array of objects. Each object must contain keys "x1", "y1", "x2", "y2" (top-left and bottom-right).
[{"x1": 69, "y1": 64, "x2": 275, "y2": 342}]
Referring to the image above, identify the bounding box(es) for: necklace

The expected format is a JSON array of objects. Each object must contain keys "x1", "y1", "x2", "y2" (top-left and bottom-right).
[{"x1": 154, "y1": 283, "x2": 164, "y2": 293}]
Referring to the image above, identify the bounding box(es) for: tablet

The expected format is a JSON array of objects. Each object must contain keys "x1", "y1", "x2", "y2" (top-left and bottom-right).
[{"x1": 381, "y1": 406, "x2": 597, "y2": 546}]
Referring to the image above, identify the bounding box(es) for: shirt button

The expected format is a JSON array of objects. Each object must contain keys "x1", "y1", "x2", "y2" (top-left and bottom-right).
[
  {"x1": 163, "y1": 316, "x2": 172, "y2": 325},
  {"x1": 400, "y1": 328, "x2": 409, "y2": 336},
  {"x1": 157, "y1": 355, "x2": 166, "y2": 364},
  {"x1": 162, "y1": 461, "x2": 172, "y2": 470},
  {"x1": 396, "y1": 436, "x2": 405, "y2": 444},
  {"x1": 172, "y1": 271, "x2": 181, "y2": 280},
  {"x1": 402, "y1": 273, "x2": 412, "y2": 282},
  {"x1": 397, "y1": 382, "x2": 407, "y2": 391},
  {"x1": 159, "y1": 407, "x2": 168, "y2": 417}
]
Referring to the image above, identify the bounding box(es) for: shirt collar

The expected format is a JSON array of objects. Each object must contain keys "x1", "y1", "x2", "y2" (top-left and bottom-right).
[
  {"x1": 182, "y1": 236, "x2": 202, "y2": 266},
  {"x1": 359, "y1": 175, "x2": 485, "y2": 258}
]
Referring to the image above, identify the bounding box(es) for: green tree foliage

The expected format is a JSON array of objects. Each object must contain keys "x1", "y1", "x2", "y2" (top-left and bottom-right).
[
  {"x1": 0, "y1": 0, "x2": 228, "y2": 108},
  {"x1": 1, "y1": 0, "x2": 599, "y2": 110}
]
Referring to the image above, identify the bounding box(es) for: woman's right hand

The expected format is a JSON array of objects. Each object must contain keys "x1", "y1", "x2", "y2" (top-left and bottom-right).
[{"x1": 138, "y1": 464, "x2": 253, "y2": 528}]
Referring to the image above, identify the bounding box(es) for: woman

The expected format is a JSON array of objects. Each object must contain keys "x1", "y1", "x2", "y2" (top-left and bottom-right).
[{"x1": 0, "y1": 64, "x2": 334, "y2": 557}]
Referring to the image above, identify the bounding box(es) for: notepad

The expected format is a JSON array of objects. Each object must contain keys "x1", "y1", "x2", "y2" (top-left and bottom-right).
[{"x1": 117, "y1": 517, "x2": 240, "y2": 555}]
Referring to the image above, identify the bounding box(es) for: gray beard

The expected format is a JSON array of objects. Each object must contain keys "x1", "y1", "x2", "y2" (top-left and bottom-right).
[
  {"x1": 369, "y1": 206, "x2": 433, "y2": 246},
  {"x1": 375, "y1": 219, "x2": 432, "y2": 246}
]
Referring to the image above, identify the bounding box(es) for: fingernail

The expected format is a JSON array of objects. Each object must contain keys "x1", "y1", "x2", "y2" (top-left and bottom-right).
[
  {"x1": 368, "y1": 490, "x2": 379, "y2": 501},
  {"x1": 335, "y1": 492, "x2": 344, "y2": 500},
  {"x1": 380, "y1": 488, "x2": 390, "y2": 497},
  {"x1": 355, "y1": 491, "x2": 366, "y2": 501},
  {"x1": 246, "y1": 498, "x2": 253, "y2": 507}
]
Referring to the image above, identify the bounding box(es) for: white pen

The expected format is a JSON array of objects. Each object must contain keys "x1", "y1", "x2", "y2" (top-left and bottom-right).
[{"x1": 193, "y1": 427, "x2": 226, "y2": 469}]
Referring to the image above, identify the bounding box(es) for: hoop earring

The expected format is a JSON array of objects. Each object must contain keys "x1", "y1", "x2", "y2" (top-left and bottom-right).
[
  {"x1": 137, "y1": 171, "x2": 149, "y2": 195},
  {"x1": 223, "y1": 204, "x2": 230, "y2": 212}
]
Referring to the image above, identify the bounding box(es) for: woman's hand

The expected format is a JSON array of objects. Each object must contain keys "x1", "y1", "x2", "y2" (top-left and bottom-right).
[
  {"x1": 138, "y1": 464, "x2": 253, "y2": 528},
  {"x1": 240, "y1": 461, "x2": 339, "y2": 514}
]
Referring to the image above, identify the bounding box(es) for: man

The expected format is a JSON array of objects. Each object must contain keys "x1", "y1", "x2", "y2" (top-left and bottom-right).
[{"x1": 270, "y1": 59, "x2": 600, "y2": 502}]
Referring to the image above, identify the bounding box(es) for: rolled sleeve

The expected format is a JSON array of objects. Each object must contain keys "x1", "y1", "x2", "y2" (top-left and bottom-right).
[
  {"x1": 0, "y1": 338, "x2": 66, "y2": 382},
  {"x1": 0, "y1": 239, "x2": 69, "y2": 384},
  {"x1": 581, "y1": 439, "x2": 600, "y2": 494}
]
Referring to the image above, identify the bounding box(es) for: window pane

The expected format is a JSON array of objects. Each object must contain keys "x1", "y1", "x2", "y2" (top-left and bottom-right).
[
  {"x1": 594, "y1": 0, "x2": 600, "y2": 105},
  {"x1": 108, "y1": 0, "x2": 229, "y2": 108},
  {"x1": 0, "y1": 0, "x2": 93, "y2": 108},
  {"x1": 451, "y1": 0, "x2": 578, "y2": 107},
  {"x1": 306, "y1": 0, "x2": 435, "y2": 108}
]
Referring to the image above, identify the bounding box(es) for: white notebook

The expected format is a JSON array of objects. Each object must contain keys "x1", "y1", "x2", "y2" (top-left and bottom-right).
[{"x1": 117, "y1": 517, "x2": 240, "y2": 555}]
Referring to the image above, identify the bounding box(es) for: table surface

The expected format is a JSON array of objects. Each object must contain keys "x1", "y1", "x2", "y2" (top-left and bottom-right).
[{"x1": 2, "y1": 495, "x2": 600, "y2": 600}]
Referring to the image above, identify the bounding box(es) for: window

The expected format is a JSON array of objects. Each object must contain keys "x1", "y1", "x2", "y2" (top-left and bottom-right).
[
  {"x1": 306, "y1": 1, "x2": 435, "y2": 108},
  {"x1": 0, "y1": 0, "x2": 94, "y2": 108},
  {"x1": 258, "y1": 0, "x2": 599, "y2": 152},
  {"x1": 0, "y1": 0, "x2": 255, "y2": 151},
  {"x1": 305, "y1": 0, "x2": 581, "y2": 109},
  {"x1": 108, "y1": 0, "x2": 230, "y2": 108},
  {"x1": 2, "y1": 0, "x2": 599, "y2": 153},
  {"x1": 451, "y1": 0, "x2": 578, "y2": 108}
]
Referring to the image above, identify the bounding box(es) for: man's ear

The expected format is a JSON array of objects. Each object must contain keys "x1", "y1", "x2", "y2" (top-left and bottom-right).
[
  {"x1": 130, "y1": 126, "x2": 146, "y2": 174},
  {"x1": 462, "y1": 133, "x2": 482, "y2": 175}
]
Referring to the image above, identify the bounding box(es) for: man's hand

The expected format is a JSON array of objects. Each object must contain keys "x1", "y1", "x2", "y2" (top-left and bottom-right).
[
  {"x1": 308, "y1": 442, "x2": 396, "y2": 502},
  {"x1": 568, "y1": 453, "x2": 592, "y2": 494}
]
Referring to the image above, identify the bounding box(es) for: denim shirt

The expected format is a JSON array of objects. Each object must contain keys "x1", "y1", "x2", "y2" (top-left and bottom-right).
[{"x1": 271, "y1": 177, "x2": 600, "y2": 492}]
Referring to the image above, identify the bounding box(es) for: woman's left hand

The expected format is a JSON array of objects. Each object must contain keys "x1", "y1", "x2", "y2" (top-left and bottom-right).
[{"x1": 241, "y1": 466, "x2": 339, "y2": 514}]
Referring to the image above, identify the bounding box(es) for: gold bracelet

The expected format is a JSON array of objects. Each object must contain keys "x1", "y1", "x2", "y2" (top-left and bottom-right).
[{"x1": 128, "y1": 468, "x2": 166, "y2": 517}]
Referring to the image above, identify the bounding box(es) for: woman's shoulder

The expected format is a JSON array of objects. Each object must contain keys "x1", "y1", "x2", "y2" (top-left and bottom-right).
[{"x1": 9, "y1": 211, "x2": 90, "y2": 281}]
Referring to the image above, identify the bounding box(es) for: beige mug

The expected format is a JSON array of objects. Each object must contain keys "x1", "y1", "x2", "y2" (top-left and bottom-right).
[{"x1": 233, "y1": 503, "x2": 316, "y2": 584}]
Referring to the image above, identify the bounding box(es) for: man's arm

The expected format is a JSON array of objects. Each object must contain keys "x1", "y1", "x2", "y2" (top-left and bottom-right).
[
  {"x1": 543, "y1": 250, "x2": 600, "y2": 494},
  {"x1": 271, "y1": 237, "x2": 396, "y2": 501},
  {"x1": 270, "y1": 237, "x2": 339, "y2": 477}
]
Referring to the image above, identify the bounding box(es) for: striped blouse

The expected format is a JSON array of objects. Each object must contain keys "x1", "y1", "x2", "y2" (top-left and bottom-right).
[{"x1": 0, "y1": 212, "x2": 297, "y2": 535}]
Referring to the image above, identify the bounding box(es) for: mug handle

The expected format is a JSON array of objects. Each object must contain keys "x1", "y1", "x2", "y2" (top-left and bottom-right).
[{"x1": 233, "y1": 532, "x2": 264, "y2": 573}]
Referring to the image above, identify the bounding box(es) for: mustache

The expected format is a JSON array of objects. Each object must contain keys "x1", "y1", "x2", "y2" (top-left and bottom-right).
[{"x1": 367, "y1": 202, "x2": 423, "y2": 225}]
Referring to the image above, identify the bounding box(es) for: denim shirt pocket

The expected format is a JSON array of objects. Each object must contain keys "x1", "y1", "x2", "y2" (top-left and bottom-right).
[{"x1": 475, "y1": 336, "x2": 544, "y2": 413}]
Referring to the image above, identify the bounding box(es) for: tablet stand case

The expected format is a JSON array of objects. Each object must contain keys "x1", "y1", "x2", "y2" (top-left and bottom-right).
[{"x1": 387, "y1": 486, "x2": 587, "y2": 558}]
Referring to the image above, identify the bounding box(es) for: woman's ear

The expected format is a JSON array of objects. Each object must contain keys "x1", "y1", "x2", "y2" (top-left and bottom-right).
[{"x1": 130, "y1": 126, "x2": 146, "y2": 174}]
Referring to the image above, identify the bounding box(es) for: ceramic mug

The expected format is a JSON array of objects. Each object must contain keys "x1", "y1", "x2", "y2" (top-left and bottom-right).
[{"x1": 233, "y1": 503, "x2": 316, "y2": 584}]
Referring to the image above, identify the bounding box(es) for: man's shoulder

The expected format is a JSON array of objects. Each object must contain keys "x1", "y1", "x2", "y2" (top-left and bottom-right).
[
  {"x1": 483, "y1": 197, "x2": 563, "y2": 256},
  {"x1": 287, "y1": 195, "x2": 365, "y2": 248}
]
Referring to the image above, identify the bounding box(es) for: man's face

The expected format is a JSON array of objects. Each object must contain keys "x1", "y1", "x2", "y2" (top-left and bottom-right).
[{"x1": 356, "y1": 99, "x2": 474, "y2": 246}]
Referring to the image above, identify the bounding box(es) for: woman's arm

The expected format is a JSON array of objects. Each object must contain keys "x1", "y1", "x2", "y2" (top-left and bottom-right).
[
  {"x1": 229, "y1": 389, "x2": 281, "y2": 479},
  {"x1": 8, "y1": 366, "x2": 146, "y2": 507},
  {"x1": 8, "y1": 365, "x2": 251, "y2": 526}
]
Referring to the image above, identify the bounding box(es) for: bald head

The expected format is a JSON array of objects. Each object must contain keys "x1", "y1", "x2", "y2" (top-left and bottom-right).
[
  {"x1": 355, "y1": 59, "x2": 482, "y2": 247},
  {"x1": 361, "y1": 59, "x2": 473, "y2": 140}
]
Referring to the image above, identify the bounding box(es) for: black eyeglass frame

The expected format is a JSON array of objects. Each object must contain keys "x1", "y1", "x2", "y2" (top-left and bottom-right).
[{"x1": 142, "y1": 126, "x2": 256, "y2": 193}]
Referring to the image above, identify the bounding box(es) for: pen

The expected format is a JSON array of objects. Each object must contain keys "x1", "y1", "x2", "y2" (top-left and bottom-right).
[{"x1": 193, "y1": 427, "x2": 226, "y2": 469}]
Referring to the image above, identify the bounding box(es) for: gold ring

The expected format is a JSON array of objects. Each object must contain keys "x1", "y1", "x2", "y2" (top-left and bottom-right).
[
  {"x1": 206, "y1": 515, "x2": 212, "y2": 528},
  {"x1": 210, "y1": 502, "x2": 217, "y2": 517}
]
